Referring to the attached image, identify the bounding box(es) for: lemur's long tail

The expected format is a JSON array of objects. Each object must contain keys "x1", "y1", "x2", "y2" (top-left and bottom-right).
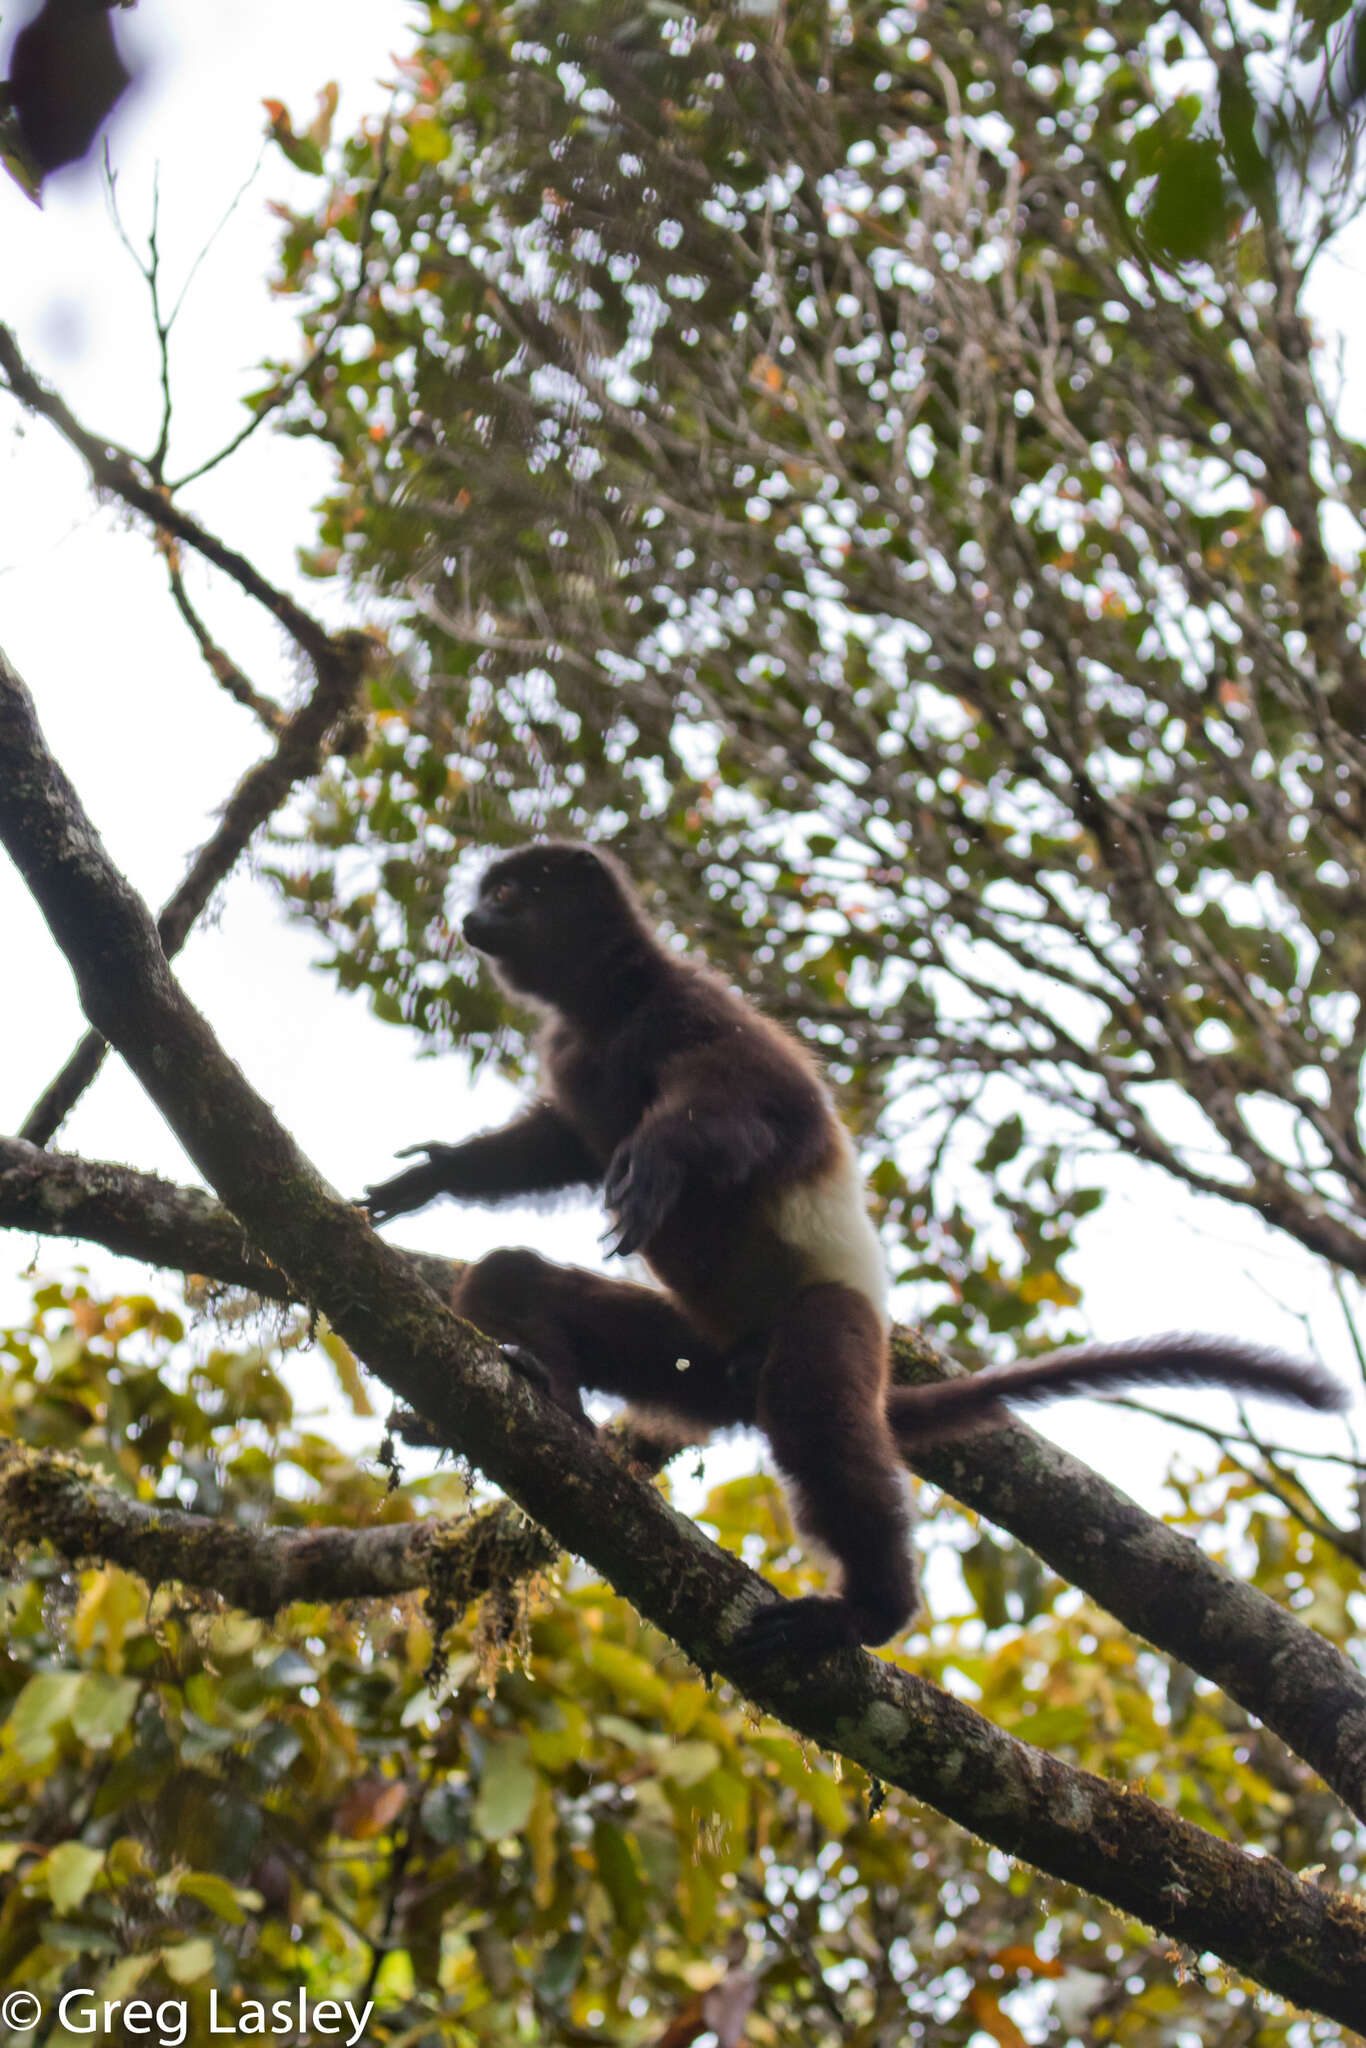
[{"x1": 887, "y1": 1333, "x2": 1348, "y2": 1446}]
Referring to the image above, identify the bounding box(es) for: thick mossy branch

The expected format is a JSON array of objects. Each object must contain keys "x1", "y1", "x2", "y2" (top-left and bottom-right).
[
  {"x1": 0, "y1": 1137, "x2": 460, "y2": 1304},
  {"x1": 0, "y1": 1435, "x2": 561, "y2": 1630},
  {"x1": 0, "y1": 1439, "x2": 444, "y2": 1613}
]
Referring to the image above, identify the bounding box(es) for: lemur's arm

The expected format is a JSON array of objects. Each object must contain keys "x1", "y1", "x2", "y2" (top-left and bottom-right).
[
  {"x1": 603, "y1": 1046, "x2": 825, "y2": 1257},
  {"x1": 363, "y1": 1103, "x2": 599, "y2": 1224}
]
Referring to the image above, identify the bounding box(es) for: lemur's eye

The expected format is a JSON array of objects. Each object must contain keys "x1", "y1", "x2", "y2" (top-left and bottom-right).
[{"x1": 487, "y1": 879, "x2": 520, "y2": 908}]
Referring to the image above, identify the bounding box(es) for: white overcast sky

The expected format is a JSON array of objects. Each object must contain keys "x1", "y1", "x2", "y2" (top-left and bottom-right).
[{"x1": 0, "y1": 0, "x2": 1361, "y2": 1523}]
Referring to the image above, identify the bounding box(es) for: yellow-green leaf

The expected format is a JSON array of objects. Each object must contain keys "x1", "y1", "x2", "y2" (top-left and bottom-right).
[
  {"x1": 407, "y1": 118, "x2": 452, "y2": 164},
  {"x1": 5, "y1": 1672, "x2": 82, "y2": 1763},
  {"x1": 98, "y1": 1954, "x2": 157, "y2": 2003},
  {"x1": 160, "y1": 1937, "x2": 215, "y2": 1985},
  {"x1": 320, "y1": 1325, "x2": 373, "y2": 1416},
  {"x1": 526, "y1": 1697, "x2": 590, "y2": 1771},
  {"x1": 585, "y1": 1640, "x2": 673, "y2": 1715},
  {"x1": 751, "y1": 1736, "x2": 850, "y2": 1835},
  {"x1": 70, "y1": 1673, "x2": 141, "y2": 1747},
  {"x1": 659, "y1": 1740, "x2": 721, "y2": 1788},
  {"x1": 473, "y1": 1735, "x2": 538, "y2": 1841},
  {"x1": 42, "y1": 1841, "x2": 104, "y2": 1912},
  {"x1": 592, "y1": 1819, "x2": 646, "y2": 1937},
  {"x1": 174, "y1": 1872, "x2": 263, "y2": 1924}
]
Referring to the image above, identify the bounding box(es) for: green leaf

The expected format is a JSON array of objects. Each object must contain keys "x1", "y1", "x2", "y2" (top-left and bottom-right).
[
  {"x1": 160, "y1": 1937, "x2": 216, "y2": 1985},
  {"x1": 584, "y1": 1640, "x2": 675, "y2": 1715},
  {"x1": 473, "y1": 1736, "x2": 538, "y2": 1841},
  {"x1": 407, "y1": 118, "x2": 452, "y2": 164},
  {"x1": 319, "y1": 1325, "x2": 374, "y2": 1417},
  {"x1": 750, "y1": 1736, "x2": 852, "y2": 1835},
  {"x1": 5, "y1": 1672, "x2": 83, "y2": 1763},
  {"x1": 526, "y1": 1697, "x2": 591, "y2": 1770},
  {"x1": 265, "y1": 99, "x2": 326, "y2": 175},
  {"x1": 1140, "y1": 136, "x2": 1228, "y2": 263},
  {"x1": 659, "y1": 1739, "x2": 721, "y2": 1787},
  {"x1": 41, "y1": 1841, "x2": 104, "y2": 1913},
  {"x1": 977, "y1": 1114, "x2": 1025, "y2": 1174},
  {"x1": 173, "y1": 1872, "x2": 264, "y2": 1925},
  {"x1": 70, "y1": 1674, "x2": 142, "y2": 1747},
  {"x1": 1217, "y1": 71, "x2": 1269, "y2": 199},
  {"x1": 592, "y1": 1818, "x2": 646, "y2": 1937},
  {"x1": 98, "y1": 1955, "x2": 158, "y2": 2003},
  {"x1": 535, "y1": 1928, "x2": 586, "y2": 2004}
]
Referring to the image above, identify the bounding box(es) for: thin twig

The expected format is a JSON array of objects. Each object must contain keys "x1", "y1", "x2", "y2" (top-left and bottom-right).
[
  {"x1": 1108, "y1": 1392, "x2": 1366, "y2": 1469},
  {"x1": 170, "y1": 109, "x2": 395, "y2": 493},
  {"x1": 164, "y1": 547, "x2": 285, "y2": 732},
  {"x1": 0, "y1": 323, "x2": 335, "y2": 666},
  {"x1": 1107, "y1": 1394, "x2": 1359, "y2": 1557},
  {"x1": 166, "y1": 145, "x2": 267, "y2": 333}
]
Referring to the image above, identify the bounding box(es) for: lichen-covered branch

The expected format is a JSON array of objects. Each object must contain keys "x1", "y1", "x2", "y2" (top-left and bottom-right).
[
  {"x1": 0, "y1": 1438, "x2": 556, "y2": 1619},
  {"x1": 0, "y1": 1136, "x2": 460, "y2": 1300}
]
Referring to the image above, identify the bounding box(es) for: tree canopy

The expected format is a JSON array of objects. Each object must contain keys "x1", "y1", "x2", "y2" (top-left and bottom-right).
[{"x1": 2, "y1": 1, "x2": 1366, "y2": 2040}]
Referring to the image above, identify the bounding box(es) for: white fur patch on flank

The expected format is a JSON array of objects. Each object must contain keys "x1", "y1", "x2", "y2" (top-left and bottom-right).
[{"x1": 769, "y1": 1142, "x2": 889, "y2": 1327}]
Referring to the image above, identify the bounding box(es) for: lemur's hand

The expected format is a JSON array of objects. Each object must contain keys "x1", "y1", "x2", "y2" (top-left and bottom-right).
[
  {"x1": 602, "y1": 1136, "x2": 685, "y2": 1258},
  {"x1": 361, "y1": 1143, "x2": 459, "y2": 1224}
]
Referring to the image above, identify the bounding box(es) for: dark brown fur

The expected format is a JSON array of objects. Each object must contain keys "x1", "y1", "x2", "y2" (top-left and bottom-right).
[{"x1": 364, "y1": 844, "x2": 1346, "y2": 1659}]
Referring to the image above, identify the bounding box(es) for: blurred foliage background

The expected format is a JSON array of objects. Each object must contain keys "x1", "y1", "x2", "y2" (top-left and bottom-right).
[{"x1": 1, "y1": 1280, "x2": 1361, "y2": 2043}]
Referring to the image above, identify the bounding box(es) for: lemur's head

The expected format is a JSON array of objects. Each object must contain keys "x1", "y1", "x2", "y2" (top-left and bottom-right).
[{"x1": 463, "y1": 842, "x2": 644, "y2": 1003}]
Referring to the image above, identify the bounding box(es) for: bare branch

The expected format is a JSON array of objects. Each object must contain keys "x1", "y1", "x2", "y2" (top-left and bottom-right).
[
  {"x1": 1108, "y1": 1391, "x2": 1366, "y2": 1472},
  {"x1": 169, "y1": 109, "x2": 395, "y2": 494},
  {"x1": 163, "y1": 546, "x2": 286, "y2": 731},
  {"x1": 18, "y1": 628, "x2": 374, "y2": 1146},
  {"x1": 0, "y1": 325, "x2": 335, "y2": 668}
]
